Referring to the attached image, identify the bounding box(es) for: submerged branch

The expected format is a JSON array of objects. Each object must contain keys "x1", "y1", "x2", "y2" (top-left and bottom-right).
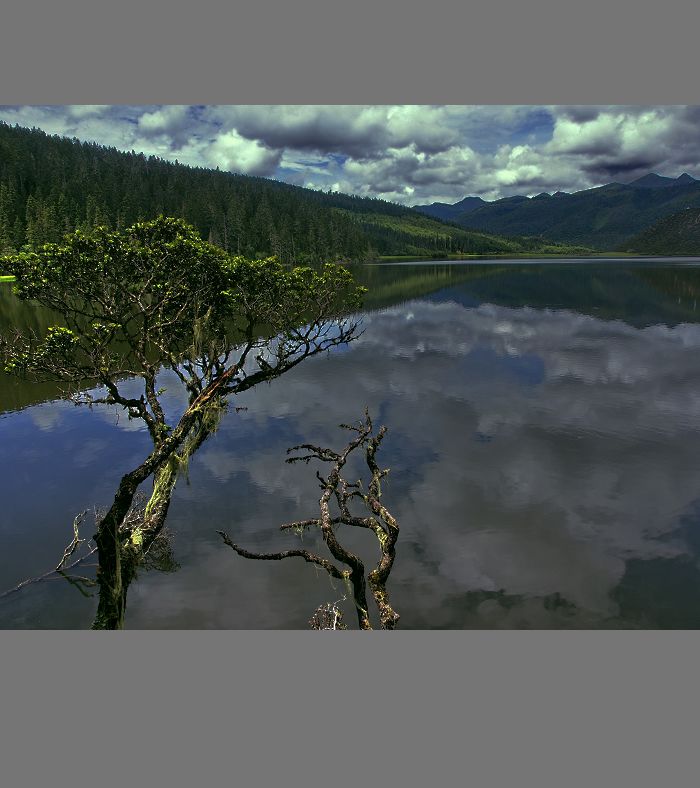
[
  {"x1": 0, "y1": 526, "x2": 98, "y2": 601},
  {"x1": 218, "y1": 409, "x2": 401, "y2": 630},
  {"x1": 217, "y1": 531, "x2": 345, "y2": 579}
]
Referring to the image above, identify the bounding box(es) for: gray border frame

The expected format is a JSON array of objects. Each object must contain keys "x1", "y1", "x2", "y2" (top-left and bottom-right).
[
  {"x1": 3, "y1": 1, "x2": 700, "y2": 785},
  {"x1": 2, "y1": 0, "x2": 699, "y2": 103}
]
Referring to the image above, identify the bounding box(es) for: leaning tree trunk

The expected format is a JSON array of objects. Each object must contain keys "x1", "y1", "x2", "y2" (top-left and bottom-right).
[{"x1": 92, "y1": 413, "x2": 217, "y2": 629}]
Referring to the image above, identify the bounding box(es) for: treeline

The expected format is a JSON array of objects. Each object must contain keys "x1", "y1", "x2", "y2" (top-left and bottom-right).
[
  {"x1": 0, "y1": 122, "x2": 539, "y2": 262},
  {"x1": 0, "y1": 123, "x2": 376, "y2": 262}
]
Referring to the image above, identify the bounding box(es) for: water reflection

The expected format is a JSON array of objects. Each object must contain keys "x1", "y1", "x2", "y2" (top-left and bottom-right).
[{"x1": 3, "y1": 262, "x2": 700, "y2": 627}]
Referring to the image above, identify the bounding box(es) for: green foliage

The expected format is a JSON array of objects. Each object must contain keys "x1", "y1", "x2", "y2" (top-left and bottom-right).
[
  {"x1": 0, "y1": 122, "x2": 370, "y2": 261},
  {"x1": 3, "y1": 217, "x2": 229, "y2": 378},
  {"x1": 621, "y1": 209, "x2": 700, "y2": 255},
  {"x1": 0, "y1": 216, "x2": 364, "y2": 395},
  {"x1": 5, "y1": 327, "x2": 73, "y2": 374},
  {"x1": 338, "y1": 209, "x2": 519, "y2": 255}
]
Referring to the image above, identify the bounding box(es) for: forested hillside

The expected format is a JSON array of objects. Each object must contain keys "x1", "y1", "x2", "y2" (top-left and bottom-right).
[
  {"x1": 0, "y1": 122, "x2": 570, "y2": 262},
  {"x1": 622, "y1": 209, "x2": 700, "y2": 255},
  {"x1": 414, "y1": 174, "x2": 700, "y2": 250}
]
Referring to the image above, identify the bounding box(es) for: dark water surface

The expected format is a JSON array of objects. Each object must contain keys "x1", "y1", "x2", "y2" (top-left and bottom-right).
[{"x1": 3, "y1": 259, "x2": 700, "y2": 628}]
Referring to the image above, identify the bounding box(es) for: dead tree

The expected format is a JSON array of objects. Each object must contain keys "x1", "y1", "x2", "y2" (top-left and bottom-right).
[{"x1": 218, "y1": 410, "x2": 400, "y2": 630}]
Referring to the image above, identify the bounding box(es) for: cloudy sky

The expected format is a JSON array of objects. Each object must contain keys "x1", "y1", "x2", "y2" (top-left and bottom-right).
[{"x1": 1, "y1": 105, "x2": 699, "y2": 205}]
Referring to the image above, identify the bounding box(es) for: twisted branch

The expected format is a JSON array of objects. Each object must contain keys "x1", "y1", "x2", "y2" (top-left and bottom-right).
[{"x1": 218, "y1": 410, "x2": 400, "y2": 629}]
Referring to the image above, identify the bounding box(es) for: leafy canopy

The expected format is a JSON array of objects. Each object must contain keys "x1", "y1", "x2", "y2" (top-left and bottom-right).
[{"x1": 1, "y1": 216, "x2": 364, "y2": 443}]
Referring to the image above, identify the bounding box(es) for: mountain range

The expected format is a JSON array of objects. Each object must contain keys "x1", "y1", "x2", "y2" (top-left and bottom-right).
[{"x1": 414, "y1": 173, "x2": 700, "y2": 251}]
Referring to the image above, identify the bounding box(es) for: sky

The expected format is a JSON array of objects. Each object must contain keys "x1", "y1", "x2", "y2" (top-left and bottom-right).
[{"x1": 1, "y1": 105, "x2": 699, "y2": 205}]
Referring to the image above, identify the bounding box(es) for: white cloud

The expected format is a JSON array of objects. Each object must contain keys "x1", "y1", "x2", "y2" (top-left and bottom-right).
[
  {"x1": 205, "y1": 128, "x2": 282, "y2": 176},
  {"x1": 66, "y1": 105, "x2": 112, "y2": 119},
  {"x1": 137, "y1": 105, "x2": 192, "y2": 147}
]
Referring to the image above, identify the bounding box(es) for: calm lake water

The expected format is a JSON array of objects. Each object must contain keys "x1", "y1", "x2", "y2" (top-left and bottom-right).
[{"x1": 3, "y1": 258, "x2": 700, "y2": 628}]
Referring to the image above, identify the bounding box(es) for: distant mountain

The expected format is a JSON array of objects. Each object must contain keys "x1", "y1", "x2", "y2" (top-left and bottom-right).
[
  {"x1": 625, "y1": 172, "x2": 697, "y2": 189},
  {"x1": 622, "y1": 208, "x2": 700, "y2": 254},
  {"x1": 411, "y1": 195, "x2": 485, "y2": 222},
  {"x1": 413, "y1": 173, "x2": 700, "y2": 250}
]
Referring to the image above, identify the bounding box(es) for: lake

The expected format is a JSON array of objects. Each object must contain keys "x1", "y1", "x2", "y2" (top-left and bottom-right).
[{"x1": 3, "y1": 258, "x2": 700, "y2": 628}]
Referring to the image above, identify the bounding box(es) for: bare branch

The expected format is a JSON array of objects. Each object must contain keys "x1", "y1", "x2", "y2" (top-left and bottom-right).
[
  {"x1": 217, "y1": 531, "x2": 345, "y2": 579},
  {"x1": 0, "y1": 532, "x2": 97, "y2": 601},
  {"x1": 218, "y1": 411, "x2": 400, "y2": 630},
  {"x1": 56, "y1": 510, "x2": 89, "y2": 571}
]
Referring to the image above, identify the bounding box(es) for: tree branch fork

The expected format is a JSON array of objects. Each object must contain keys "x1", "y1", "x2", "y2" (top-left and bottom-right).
[{"x1": 218, "y1": 410, "x2": 400, "y2": 630}]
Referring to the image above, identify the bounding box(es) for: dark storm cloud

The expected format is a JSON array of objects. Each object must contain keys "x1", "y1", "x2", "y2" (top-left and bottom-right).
[
  {"x1": 677, "y1": 105, "x2": 700, "y2": 124},
  {"x1": 580, "y1": 157, "x2": 661, "y2": 179},
  {"x1": 221, "y1": 108, "x2": 390, "y2": 158},
  {"x1": 555, "y1": 105, "x2": 605, "y2": 123},
  {"x1": 203, "y1": 106, "x2": 475, "y2": 162}
]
